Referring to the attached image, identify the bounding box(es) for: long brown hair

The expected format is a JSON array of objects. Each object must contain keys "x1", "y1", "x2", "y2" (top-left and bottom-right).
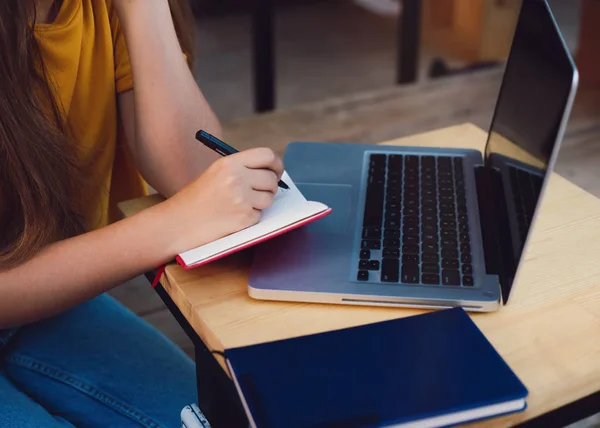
[{"x1": 0, "y1": 0, "x2": 195, "y2": 269}]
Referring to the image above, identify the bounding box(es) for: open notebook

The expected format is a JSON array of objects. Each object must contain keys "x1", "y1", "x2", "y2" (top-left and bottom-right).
[{"x1": 176, "y1": 172, "x2": 332, "y2": 269}]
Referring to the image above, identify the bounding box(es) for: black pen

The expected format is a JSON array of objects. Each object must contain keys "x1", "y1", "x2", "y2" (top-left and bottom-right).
[{"x1": 195, "y1": 130, "x2": 289, "y2": 190}]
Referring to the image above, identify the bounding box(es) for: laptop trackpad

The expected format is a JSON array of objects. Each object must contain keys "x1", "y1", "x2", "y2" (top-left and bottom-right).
[
  {"x1": 249, "y1": 183, "x2": 354, "y2": 290},
  {"x1": 296, "y1": 183, "x2": 353, "y2": 234}
]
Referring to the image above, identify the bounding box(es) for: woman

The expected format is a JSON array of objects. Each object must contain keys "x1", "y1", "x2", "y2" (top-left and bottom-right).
[{"x1": 0, "y1": 0, "x2": 283, "y2": 426}]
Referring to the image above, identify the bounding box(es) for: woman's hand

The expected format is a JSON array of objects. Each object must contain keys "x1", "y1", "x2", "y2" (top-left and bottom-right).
[{"x1": 162, "y1": 148, "x2": 284, "y2": 255}]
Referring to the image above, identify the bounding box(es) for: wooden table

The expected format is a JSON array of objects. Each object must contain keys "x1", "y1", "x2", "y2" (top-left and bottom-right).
[{"x1": 120, "y1": 123, "x2": 600, "y2": 428}]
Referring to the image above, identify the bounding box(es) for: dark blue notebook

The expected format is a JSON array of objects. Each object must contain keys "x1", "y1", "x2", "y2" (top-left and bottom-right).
[{"x1": 224, "y1": 308, "x2": 528, "y2": 428}]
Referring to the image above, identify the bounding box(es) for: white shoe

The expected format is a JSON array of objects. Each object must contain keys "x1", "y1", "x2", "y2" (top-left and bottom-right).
[
  {"x1": 353, "y1": 0, "x2": 401, "y2": 16},
  {"x1": 181, "y1": 404, "x2": 212, "y2": 428}
]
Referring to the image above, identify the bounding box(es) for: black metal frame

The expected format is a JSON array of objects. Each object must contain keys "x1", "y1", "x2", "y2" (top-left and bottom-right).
[
  {"x1": 397, "y1": 0, "x2": 421, "y2": 84},
  {"x1": 144, "y1": 273, "x2": 248, "y2": 427},
  {"x1": 250, "y1": 0, "x2": 422, "y2": 113},
  {"x1": 146, "y1": 272, "x2": 600, "y2": 428},
  {"x1": 252, "y1": 0, "x2": 276, "y2": 112}
]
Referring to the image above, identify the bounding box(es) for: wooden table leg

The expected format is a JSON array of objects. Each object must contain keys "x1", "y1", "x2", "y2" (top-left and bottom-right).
[
  {"x1": 252, "y1": 0, "x2": 276, "y2": 112},
  {"x1": 397, "y1": 0, "x2": 422, "y2": 84}
]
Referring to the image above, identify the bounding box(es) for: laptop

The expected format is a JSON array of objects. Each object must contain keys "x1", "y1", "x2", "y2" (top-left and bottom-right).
[{"x1": 247, "y1": 0, "x2": 578, "y2": 312}]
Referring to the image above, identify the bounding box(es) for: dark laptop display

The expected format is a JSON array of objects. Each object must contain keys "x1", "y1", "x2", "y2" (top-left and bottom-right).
[{"x1": 484, "y1": 0, "x2": 577, "y2": 302}]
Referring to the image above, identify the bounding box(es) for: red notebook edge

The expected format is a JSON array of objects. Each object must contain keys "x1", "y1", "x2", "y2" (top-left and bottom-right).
[{"x1": 176, "y1": 207, "x2": 333, "y2": 270}]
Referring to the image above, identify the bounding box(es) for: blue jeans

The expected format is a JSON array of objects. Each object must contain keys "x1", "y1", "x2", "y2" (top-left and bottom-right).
[{"x1": 0, "y1": 294, "x2": 197, "y2": 427}]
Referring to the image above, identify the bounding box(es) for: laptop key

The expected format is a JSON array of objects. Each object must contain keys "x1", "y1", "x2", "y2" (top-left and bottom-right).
[
  {"x1": 383, "y1": 248, "x2": 400, "y2": 258},
  {"x1": 422, "y1": 253, "x2": 439, "y2": 263},
  {"x1": 422, "y1": 274, "x2": 440, "y2": 285},
  {"x1": 422, "y1": 243, "x2": 439, "y2": 254},
  {"x1": 422, "y1": 224, "x2": 437, "y2": 234},
  {"x1": 403, "y1": 207, "x2": 419, "y2": 216},
  {"x1": 438, "y1": 157, "x2": 452, "y2": 170},
  {"x1": 402, "y1": 235, "x2": 419, "y2": 245},
  {"x1": 402, "y1": 244, "x2": 419, "y2": 254},
  {"x1": 461, "y1": 253, "x2": 471, "y2": 263},
  {"x1": 362, "y1": 240, "x2": 381, "y2": 250},
  {"x1": 360, "y1": 249, "x2": 370, "y2": 259},
  {"x1": 421, "y1": 263, "x2": 439, "y2": 274},
  {"x1": 403, "y1": 216, "x2": 419, "y2": 224},
  {"x1": 421, "y1": 237, "x2": 437, "y2": 246},
  {"x1": 460, "y1": 242, "x2": 471, "y2": 254},
  {"x1": 401, "y1": 264, "x2": 419, "y2": 283},
  {"x1": 362, "y1": 227, "x2": 381, "y2": 239},
  {"x1": 440, "y1": 219, "x2": 456, "y2": 229},
  {"x1": 441, "y1": 249, "x2": 458, "y2": 259},
  {"x1": 403, "y1": 225, "x2": 419, "y2": 235},
  {"x1": 462, "y1": 263, "x2": 473, "y2": 275},
  {"x1": 357, "y1": 270, "x2": 369, "y2": 281},
  {"x1": 442, "y1": 269, "x2": 461, "y2": 286},
  {"x1": 405, "y1": 199, "x2": 419, "y2": 210},
  {"x1": 402, "y1": 254, "x2": 419, "y2": 263},
  {"x1": 423, "y1": 216, "x2": 438, "y2": 226},
  {"x1": 369, "y1": 260, "x2": 380, "y2": 271},
  {"x1": 404, "y1": 189, "x2": 419, "y2": 199},
  {"x1": 441, "y1": 230, "x2": 457, "y2": 239},
  {"x1": 422, "y1": 156, "x2": 435, "y2": 167},
  {"x1": 406, "y1": 155, "x2": 419, "y2": 167},
  {"x1": 422, "y1": 192, "x2": 437, "y2": 203},
  {"x1": 386, "y1": 211, "x2": 400, "y2": 220},
  {"x1": 387, "y1": 186, "x2": 402, "y2": 196},
  {"x1": 442, "y1": 258, "x2": 459, "y2": 269},
  {"x1": 386, "y1": 201, "x2": 400, "y2": 211},
  {"x1": 441, "y1": 237, "x2": 458, "y2": 249},
  {"x1": 381, "y1": 259, "x2": 399, "y2": 282},
  {"x1": 387, "y1": 194, "x2": 401, "y2": 204},
  {"x1": 422, "y1": 207, "x2": 437, "y2": 217},
  {"x1": 384, "y1": 229, "x2": 400, "y2": 239},
  {"x1": 385, "y1": 219, "x2": 401, "y2": 229},
  {"x1": 463, "y1": 275, "x2": 474, "y2": 286},
  {"x1": 389, "y1": 154, "x2": 403, "y2": 168},
  {"x1": 383, "y1": 238, "x2": 400, "y2": 248},
  {"x1": 422, "y1": 233, "x2": 436, "y2": 243},
  {"x1": 359, "y1": 260, "x2": 369, "y2": 270},
  {"x1": 371, "y1": 153, "x2": 386, "y2": 164}
]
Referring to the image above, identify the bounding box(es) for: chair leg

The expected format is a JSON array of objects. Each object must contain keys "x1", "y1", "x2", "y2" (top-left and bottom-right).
[
  {"x1": 397, "y1": 0, "x2": 422, "y2": 84},
  {"x1": 252, "y1": 0, "x2": 276, "y2": 112}
]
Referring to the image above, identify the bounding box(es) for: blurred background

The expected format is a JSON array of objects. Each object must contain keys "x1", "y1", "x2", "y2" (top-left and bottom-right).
[
  {"x1": 189, "y1": 0, "x2": 581, "y2": 120},
  {"x1": 112, "y1": 4, "x2": 600, "y2": 426}
]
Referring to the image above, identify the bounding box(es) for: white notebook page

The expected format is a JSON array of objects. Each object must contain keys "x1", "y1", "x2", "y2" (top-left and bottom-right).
[{"x1": 178, "y1": 172, "x2": 328, "y2": 266}]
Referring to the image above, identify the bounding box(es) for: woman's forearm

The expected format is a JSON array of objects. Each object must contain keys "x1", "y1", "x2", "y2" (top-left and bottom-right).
[
  {"x1": 0, "y1": 202, "x2": 176, "y2": 329},
  {"x1": 115, "y1": 0, "x2": 222, "y2": 197}
]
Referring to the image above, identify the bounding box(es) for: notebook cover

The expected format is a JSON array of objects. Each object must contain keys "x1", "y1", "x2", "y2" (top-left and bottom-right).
[{"x1": 225, "y1": 308, "x2": 528, "y2": 428}]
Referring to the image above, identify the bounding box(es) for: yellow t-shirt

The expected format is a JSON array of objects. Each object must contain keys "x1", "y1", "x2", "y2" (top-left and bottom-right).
[{"x1": 34, "y1": 0, "x2": 147, "y2": 230}]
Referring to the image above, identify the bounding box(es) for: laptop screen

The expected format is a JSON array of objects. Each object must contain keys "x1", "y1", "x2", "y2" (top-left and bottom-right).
[{"x1": 484, "y1": 0, "x2": 577, "y2": 302}]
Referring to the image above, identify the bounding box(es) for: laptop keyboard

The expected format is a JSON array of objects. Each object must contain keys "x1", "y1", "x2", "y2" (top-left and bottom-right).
[
  {"x1": 508, "y1": 166, "x2": 544, "y2": 247},
  {"x1": 357, "y1": 154, "x2": 474, "y2": 287}
]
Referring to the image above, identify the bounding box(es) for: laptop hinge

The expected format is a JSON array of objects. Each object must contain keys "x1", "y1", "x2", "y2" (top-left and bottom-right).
[
  {"x1": 475, "y1": 166, "x2": 517, "y2": 304},
  {"x1": 474, "y1": 166, "x2": 500, "y2": 275}
]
